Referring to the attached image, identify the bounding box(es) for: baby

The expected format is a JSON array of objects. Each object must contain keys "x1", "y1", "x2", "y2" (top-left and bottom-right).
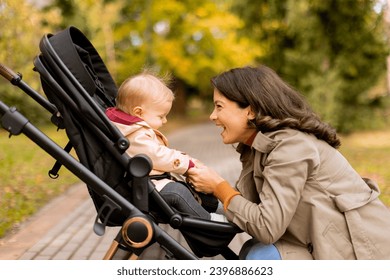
[{"x1": 106, "y1": 70, "x2": 226, "y2": 222}]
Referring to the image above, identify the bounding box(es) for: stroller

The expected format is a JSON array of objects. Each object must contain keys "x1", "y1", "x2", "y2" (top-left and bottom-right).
[{"x1": 0, "y1": 26, "x2": 242, "y2": 260}]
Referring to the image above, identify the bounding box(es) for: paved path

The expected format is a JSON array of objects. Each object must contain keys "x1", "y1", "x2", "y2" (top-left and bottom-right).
[{"x1": 0, "y1": 122, "x2": 250, "y2": 260}]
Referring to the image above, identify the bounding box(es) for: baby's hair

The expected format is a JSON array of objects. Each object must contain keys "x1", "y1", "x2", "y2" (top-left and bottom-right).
[{"x1": 116, "y1": 68, "x2": 174, "y2": 114}]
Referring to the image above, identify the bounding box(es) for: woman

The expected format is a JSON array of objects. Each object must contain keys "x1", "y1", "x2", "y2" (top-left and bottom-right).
[{"x1": 187, "y1": 65, "x2": 390, "y2": 260}]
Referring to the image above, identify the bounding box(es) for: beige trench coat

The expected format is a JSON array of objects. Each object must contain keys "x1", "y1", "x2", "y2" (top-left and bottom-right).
[{"x1": 225, "y1": 129, "x2": 390, "y2": 259}]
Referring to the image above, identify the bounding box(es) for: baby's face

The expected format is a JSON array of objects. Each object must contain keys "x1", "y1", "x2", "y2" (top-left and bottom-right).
[{"x1": 140, "y1": 100, "x2": 172, "y2": 130}]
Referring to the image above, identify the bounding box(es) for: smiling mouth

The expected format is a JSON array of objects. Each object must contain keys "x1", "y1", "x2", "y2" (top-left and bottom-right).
[{"x1": 216, "y1": 124, "x2": 226, "y2": 135}]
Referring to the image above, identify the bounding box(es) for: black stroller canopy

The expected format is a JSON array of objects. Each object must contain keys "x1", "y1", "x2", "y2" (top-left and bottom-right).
[{"x1": 44, "y1": 26, "x2": 117, "y2": 108}]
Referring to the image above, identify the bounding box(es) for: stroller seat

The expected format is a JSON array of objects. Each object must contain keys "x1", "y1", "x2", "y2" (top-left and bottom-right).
[{"x1": 23, "y1": 26, "x2": 242, "y2": 259}]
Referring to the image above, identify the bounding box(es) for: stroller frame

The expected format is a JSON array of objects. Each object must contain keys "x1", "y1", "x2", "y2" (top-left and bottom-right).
[{"x1": 0, "y1": 26, "x2": 241, "y2": 260}]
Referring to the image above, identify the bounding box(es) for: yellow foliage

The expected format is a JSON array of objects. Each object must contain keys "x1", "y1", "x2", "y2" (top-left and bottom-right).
[{"x1": 0, "y1": 0, "x2": 61, "y2": 88}]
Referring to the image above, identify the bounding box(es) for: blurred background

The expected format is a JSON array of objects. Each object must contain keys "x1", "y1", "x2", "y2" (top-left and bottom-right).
[{"x1": 1, "y1": 0, "x2": 390, "y2": 238}]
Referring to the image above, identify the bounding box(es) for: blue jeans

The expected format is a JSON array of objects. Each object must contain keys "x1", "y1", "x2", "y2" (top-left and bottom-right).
[
  {"x1": 239, "y1": 238, "x2": 281, "y2": 260},
  {"x1": 160, "y1": 182, "x2": 211, "y2": 220}
]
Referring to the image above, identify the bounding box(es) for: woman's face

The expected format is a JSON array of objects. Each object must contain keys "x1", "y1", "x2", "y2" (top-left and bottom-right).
[{"x1": 210, "y1": 89, "x2": 256, "y2": 144}]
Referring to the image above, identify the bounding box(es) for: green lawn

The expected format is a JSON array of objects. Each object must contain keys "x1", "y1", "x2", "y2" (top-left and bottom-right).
[{"x1": 0, "y1": 125, "x2": 389, "y2": 239}]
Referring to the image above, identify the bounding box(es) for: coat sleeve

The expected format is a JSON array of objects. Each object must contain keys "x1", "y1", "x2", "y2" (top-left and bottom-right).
[
  {"x1": 128, "y1": 129, "x2": 192, "y2": 175},
  {"x1": 225, "y1": 133, "x2": 320, "y2": 244}
]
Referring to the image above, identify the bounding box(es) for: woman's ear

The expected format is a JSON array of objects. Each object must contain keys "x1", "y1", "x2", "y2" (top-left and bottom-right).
[
  {"x1": 247, "y1": 106, "x2": 256, "y2": 120},
  {"x1": 132, "y1": 106, "x2": 143, "y2": 117}
]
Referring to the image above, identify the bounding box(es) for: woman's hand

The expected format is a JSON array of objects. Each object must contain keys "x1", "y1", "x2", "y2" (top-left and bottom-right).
[{"x1": 187, "y1": 166, "x2": 225, "y2": 194}]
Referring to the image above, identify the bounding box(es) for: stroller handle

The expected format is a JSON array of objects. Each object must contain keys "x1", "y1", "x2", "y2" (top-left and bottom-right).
[{"x1": 0, "y1": 63, "x2": 21, "y2": 84}]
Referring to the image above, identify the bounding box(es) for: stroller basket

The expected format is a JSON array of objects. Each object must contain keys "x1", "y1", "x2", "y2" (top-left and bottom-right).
[{"x1": 0, "y1": 26, "x2": 241, "y2": 259}]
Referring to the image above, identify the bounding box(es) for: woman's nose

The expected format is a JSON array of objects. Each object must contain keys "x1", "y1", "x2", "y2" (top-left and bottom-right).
[{"x1": 209, "y1": 109, "x2": 217, "y2": 121}]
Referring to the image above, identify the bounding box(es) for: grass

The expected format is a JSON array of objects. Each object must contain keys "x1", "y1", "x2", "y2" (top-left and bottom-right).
[
  {"x1": 0, "y1": 126, "x2": 79, "y2": 238},
  {"x1": 339, "y1": 130, "x2": 390, "y2": 205},
  {"x1": 0, "y1": 121, "x2": 390, "y2": 239}
]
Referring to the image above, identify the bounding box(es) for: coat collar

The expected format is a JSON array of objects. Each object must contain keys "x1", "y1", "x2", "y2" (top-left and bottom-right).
[
  {"x1": 106, "y1": 107, "x2": 169, "y2": 146},
  {"x1": 237, "y1": 131, "x2": 280, "y2": 154},
  {"x1": 105, "y1": 107, "x2": 143, "y2": 125}
]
